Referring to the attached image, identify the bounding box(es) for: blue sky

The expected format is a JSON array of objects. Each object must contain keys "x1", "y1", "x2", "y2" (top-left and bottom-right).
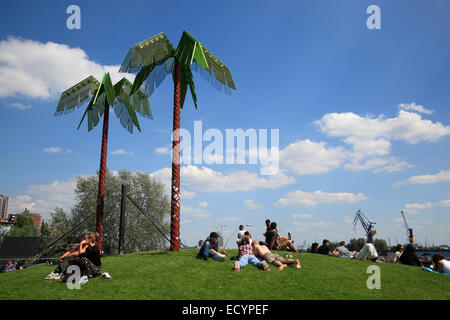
[{"x1": 0, "y1": 0, "x2": 449, "y2": 247}]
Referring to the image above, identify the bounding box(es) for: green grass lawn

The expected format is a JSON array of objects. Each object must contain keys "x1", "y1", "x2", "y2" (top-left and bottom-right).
[{"x1": 0, "y1": 249, "x2": 449, "y2": 300}]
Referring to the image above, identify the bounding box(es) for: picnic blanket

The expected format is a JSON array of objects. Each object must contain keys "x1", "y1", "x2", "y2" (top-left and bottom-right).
[{"x1": 422, "y1": 267, "x2": 450, "y2": 276}]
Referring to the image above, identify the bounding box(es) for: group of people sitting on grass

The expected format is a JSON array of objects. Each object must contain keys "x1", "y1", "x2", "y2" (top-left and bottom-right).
[
  {"x1": 0, "y1": 259, "x2": 24, "y2": 273},
  {"x1": 392, "y1": 244, "x2": 450, "y2": 274},
  {"x1": 310, "y1": 239, "x2": 386, "y2": 262},
  {"x1": 309, "y1": 239, "x2": 450, "y2": 274},
  {"x1": 197, "y1": 219, "x2": 301, "y2": 271},
  {"x1": 44, "y1": 231, "x2": 110, "y2": 283}
]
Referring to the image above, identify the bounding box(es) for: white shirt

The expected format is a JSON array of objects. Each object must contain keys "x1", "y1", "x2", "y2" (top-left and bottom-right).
[{"x1": 442, "y1": 259, "x2": 450, "y2": 274}]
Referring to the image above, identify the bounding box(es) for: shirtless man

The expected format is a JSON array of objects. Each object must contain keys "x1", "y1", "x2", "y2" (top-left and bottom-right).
[{"x1": 252, "y1": 240, "x2": 301, "y2": 270}]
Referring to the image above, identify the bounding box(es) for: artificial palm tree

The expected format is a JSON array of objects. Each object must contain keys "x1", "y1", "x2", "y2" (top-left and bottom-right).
[
  {"x1": 119, "y1": 31, "x2": 236, "y2": 251},
  {"x1": 55, "y1": 72, "x2": 152, "y2": 251}
]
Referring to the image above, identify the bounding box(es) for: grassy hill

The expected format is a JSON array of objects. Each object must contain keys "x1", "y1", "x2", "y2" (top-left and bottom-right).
[{"x1": 1, "y1": 249, "x2": 449, "y2": 300}]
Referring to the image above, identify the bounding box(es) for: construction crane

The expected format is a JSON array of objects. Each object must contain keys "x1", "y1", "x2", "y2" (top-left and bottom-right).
[
  {"x1": 401, "y1": 210, "x2": 414, "y2": 244},
  {"x1": 352, "y1": 209, "x2": 377, "y2": 243}
]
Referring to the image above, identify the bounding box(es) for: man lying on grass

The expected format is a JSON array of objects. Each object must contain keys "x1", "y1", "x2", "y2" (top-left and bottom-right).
[
  {"x1": 233, "y1": 234, "x2": 270, "y2": 271},
  {"x1": 252, "y1": 241, "x2": 301, "y2": 270},
  {"x1": 197, "y1": 232, "x2": 227, "y2": 262}
]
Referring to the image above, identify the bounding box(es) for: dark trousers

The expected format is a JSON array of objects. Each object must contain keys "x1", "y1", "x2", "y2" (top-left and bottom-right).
[{"x1": 53, "y1": 257, "x2": 82, "y2": 274}]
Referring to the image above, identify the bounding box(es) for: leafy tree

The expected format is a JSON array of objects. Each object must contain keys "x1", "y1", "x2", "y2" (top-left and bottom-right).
[
  {"x1": 68, "y1": 169, "x2": 170, "y2": 254},
  {"x1": 329, "y1": 241, "x2": 340, "y2": 251},
  {"x1": 373, "y1": 239, "x2": 388, "y2": 254},
  {"x1": 7, "y1": 213, "x2": 39, "y2": 237},
  {"x1": 348, "y1": 238, "x2": 366, "y2": 251}
]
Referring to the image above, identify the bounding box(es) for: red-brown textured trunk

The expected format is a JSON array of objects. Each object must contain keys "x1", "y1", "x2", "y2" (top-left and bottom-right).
[
  {"x1": 170, "y1": 59, "x2": 181, "y2": 251},
  {"x1": 95, "y1": 102, "x2": 109, "y2": 253}
]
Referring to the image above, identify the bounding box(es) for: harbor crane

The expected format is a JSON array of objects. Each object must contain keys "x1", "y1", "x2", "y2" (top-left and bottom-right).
[
  {"x1": 352, "y1": 209, "x2": 377, "y2": 243},
  {"x1": 401, "y1": 210, "x2": 415, "y2": 244}
]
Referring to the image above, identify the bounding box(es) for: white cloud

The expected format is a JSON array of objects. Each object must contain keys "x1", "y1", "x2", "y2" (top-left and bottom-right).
[
  {"x1": 8, "y1": 177, "x2": 77, "y2": 218},
  {"x1": 155, "y1": 146, "x2": 170, "y2": 155},
  {"x1": 0, "y1": 37, "x2": 133, "y2": 100},
  {"x1": 293, "y1": 221, "x2": 333, "y2": 228},
  {"x1": 275, "y1": 190, "x2": 367, "y2": 207},
  {"x1": 43, "y1": 147, "x2": 73, "y2": 154},
  {"x1": 398, "y1": 103, "x2": 433, "y2": 115},
  {"x1": 280, "y1": 139, "x2": 346, "y2": 175},
  {"x1": 111, "y1": 149, "x2": 134, "y2": 155},
  {"x1": 402, "y1": 199, "x2": 450, "y2": 214},
  {"x1": 314, "y1": 109, "x2": 448, "y2": 173},
  {"x1": 8, "y1": 102, "x2": 32, "y2": 110},
  {"x1": 244, "y1": 199, "x2": 265, "y2": 210},
  {"x1": 292, "y1": 214, "x2": 313, "y2": 219},
  {"x1": 181, "y1": 165, "x2": 295, "y2": 192},
  {"x1": 181, "y1": 205, "x2": 212, "y2": 219},
  {"x1": 151, "y1": 165, "x2": 294, "y2": 193},
  {"x1": 183, "y1": 190, "x2": 196, "y2": 199},
  {"x1": 198, "y1": 201, "x2": 208, "y2": 208},
  {"x1": 315, "y1": 110, "x2": 450, "y2": 144},
  {"x1": 217, "y1": 216, "x2": 242, "y2": 222},
  {"x1": 395, "y1": 169, "x2": 450, "y2": 186}
]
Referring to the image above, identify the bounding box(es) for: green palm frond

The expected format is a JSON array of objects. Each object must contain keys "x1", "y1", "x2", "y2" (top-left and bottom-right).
[
  {"x1": 77, "y1": 73, "x2": 115, "y2": 131},
  {"x1": 119, "y1": 32, "x2": 176, "y2": 73},
  {"x1": 176, "y1": 31, "x2": 236, "y2": 91},
  {"x1": 175, "y1": 31, "x2": 208, "y2": 69},
  {"x1": 114, "y1": 78, "x2": 152, "y2": 120},
  {"x1": 112, "y1": 77, "x2": 154, "y2": 133},
  {"x1": 200, "y1": 45, "x2": 236, "y2": 90},
  {"x1": 55, "y1": 76, "x2": 100, "y2": 116}
]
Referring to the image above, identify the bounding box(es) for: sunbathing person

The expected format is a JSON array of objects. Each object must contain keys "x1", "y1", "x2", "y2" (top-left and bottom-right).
[
  {"x1": 354, "y1": 243, "x2": 385, "y2": 262},
  {"x1": 197, "y1": 232, "x2": 226, "y2": 262},
  {"x1": 432, "y1": 253, "x2": 450, "y2": 274},
  {"x1": 336, "y1": 241, "x2": 356, "y2": 258},
  {"x1": 252, "y1": 240, "x2": 301, "y2": 270},
  {"x1": 234, "y1": 235, "x2": 270, "y2": 271},
  {"x1": 265, "y1": 222, "x2": 298, "y2": 252}
]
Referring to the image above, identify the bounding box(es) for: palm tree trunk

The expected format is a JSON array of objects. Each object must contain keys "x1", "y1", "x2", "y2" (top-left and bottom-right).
[
  {"x1": 95, "y1": 102, "x2": 109, "y2": 253},
  {"x1": 170, "y1": 59, "x2": 181, "y2": 251}
]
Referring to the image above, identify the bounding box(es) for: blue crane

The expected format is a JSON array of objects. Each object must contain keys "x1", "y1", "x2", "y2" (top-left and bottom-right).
[{"x1": 352, "y1": 209, "x2": 377, "y2": 243}]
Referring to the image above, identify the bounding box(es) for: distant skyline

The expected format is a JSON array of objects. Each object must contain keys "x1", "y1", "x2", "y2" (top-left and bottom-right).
[{"x1": 0, "y1": 0, "x2": 449, "y2": 247}]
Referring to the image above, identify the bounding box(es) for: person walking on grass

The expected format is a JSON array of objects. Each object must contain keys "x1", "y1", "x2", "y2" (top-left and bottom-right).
[
  {"x1": 197, "y1": 232, "x2": 226, "y2": 262},
  {"x1": 234, "y1": 234, "x2": 270, "y2": 271},
  {"x1": 252, "y1": 241, "x2": 301, "y2": 270}
]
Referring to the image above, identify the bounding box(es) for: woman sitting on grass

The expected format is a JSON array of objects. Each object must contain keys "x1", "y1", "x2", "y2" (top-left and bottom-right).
[
  {"x1": 233, "y1": 234, "x2": 270, "y2": 271},
  {"x1": 78, "y1": 232, "x2": 102, "y2": 279},
  {"x1": 399, "y1": 244, "x2": 422, "y2": 267},
  {"x1": 265, "y1": 222, "x2": 298, "y2": 252},
  {"x1": 45, "y1": 233, "x2": 88, "y2": 280}
]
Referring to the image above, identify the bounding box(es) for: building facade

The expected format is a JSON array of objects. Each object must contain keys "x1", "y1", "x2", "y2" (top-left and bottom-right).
[{"x1": 0, "y1": 194, "x2": 8, "y2": 221}]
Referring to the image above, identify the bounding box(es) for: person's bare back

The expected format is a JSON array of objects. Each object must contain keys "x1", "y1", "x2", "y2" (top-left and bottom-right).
[{"x1": 252, "y1": 241, "x2": 269, "y2": 257}]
